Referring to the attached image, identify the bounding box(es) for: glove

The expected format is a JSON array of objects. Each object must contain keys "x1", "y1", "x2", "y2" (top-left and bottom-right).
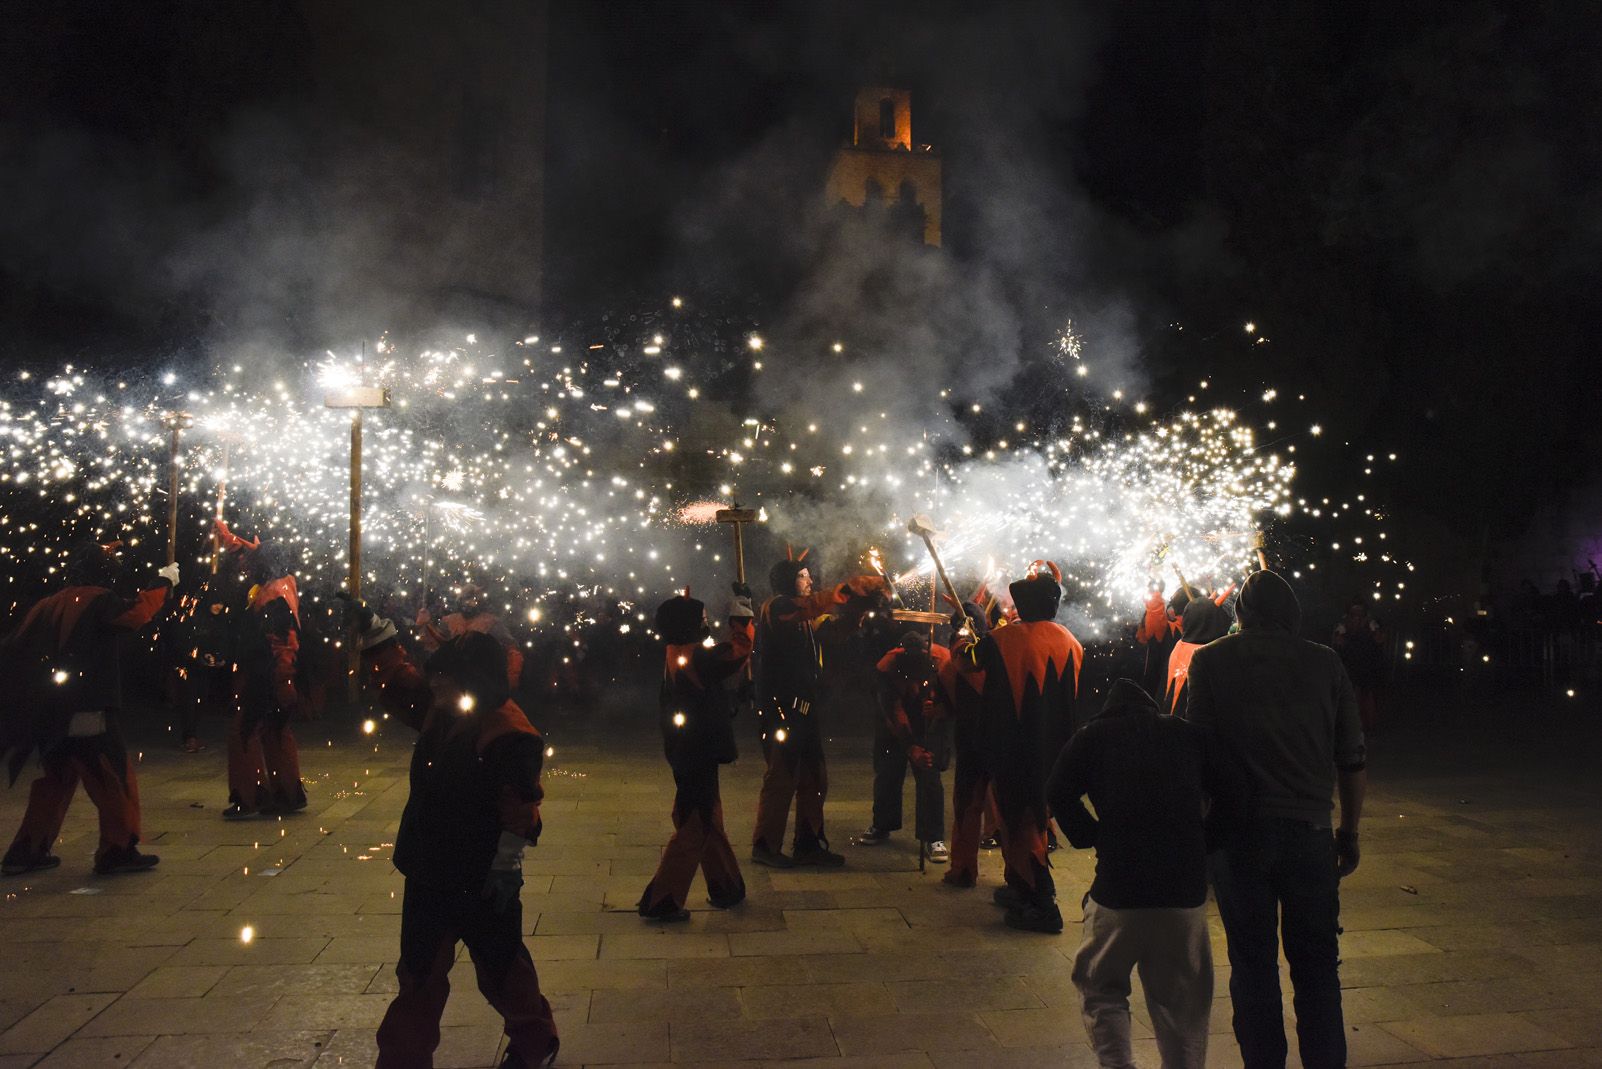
[
  {"x1": 157, "y1": 562, "x2": 180, "y2": 586},
  {"x1": 335, "y1": 591, "x2": 375, "y2": 631},
  {"x1": 731, "y1": 581, "x2": 753, "y2": 599},
  {"x1": 1334, "y1": 828, "x2": 1360, "y2": 878},
  {"x1": 844, "y1": 574, "x2": 892, "y2": 598},
  {"x1": 483, "y1": 830, "x2": 527, "y2": 914},
  {"x1": 908, "y1": 745, "x2": 935, "y2": 771},
  {"x1": 482, "y1": 867, "x2": 524, "y2": 914},
  {"x1": 727, "y1": 595, "x2": 754, "y2": 620}
]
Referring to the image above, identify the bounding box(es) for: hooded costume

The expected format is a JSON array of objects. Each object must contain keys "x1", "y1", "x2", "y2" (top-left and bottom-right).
[
  {"x1": 1163, "y1": 598, "x2": 1234, "y2": 715},
  {"x1": 966, "y1": 563, "x2": 1082, "y2": 932},
  {"x1": 357, "y1": 616, "x2": 558, "y2": 1069},
  {"x1": 1135, "y1": 587, "x2": 1188, "y2": 700},
  {"x1": 217, "y1": 526, "x2": 307, "y2": 817},
  {"x1": 636, "y1": 591, "x2": 753, "y2": 918},
  {"x1": 418, "y1": 585, "x2": 524, "y2": 691},
  {"x1": 939, "y1": 602, "x2": 999, "y2": 887},
  {"x1": 1, "y1": 542, "x2": 173, "y2": 875},
  {"x1": 864, "y1": 632, "x2": 950, "y2": 849},
  {"x1": 750, "y1": 555, "x2": 888, "y2": 865}
]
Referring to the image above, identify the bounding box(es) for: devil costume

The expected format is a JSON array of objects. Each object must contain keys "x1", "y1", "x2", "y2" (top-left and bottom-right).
[
  {"x1": 750, "y1": 558, "x2": 888, "y2": 867},
  {"x1": 862, "y1": 632, "x2": 949, "y2": 851},
  {"x1": 216, "y1": 525, "x2": 308, "y2": 819},
  {"x1": 940, "y1": 602, "x2": 995, "y2": 887},
  {"x1": 1164, "y1": 597, "x2": 1234, "y2": 715},
  {"x1": 967, "y1": 564, "x2": 1082, "y2": 933},
  {"x1": 1, "y1": 543, "x2": 173, "y2": 875},
  {"x1": 636, "y1": 589, "x2": 753, "y2": 920},
  {"x1": 354, "y1": 606, "x2": 558, "y2": 1069}
]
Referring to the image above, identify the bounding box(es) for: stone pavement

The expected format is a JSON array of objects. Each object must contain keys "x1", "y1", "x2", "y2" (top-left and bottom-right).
[{"x1": 0, "y1": 702, "x2": 1599, "y2": 1068}]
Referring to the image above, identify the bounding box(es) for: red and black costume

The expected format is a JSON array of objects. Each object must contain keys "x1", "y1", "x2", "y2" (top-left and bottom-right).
[
  {"x1": 940, "y1": 602, "x2": 995, "y2": 887},
  {"x1": 637, "y1": 591, "x2": 753, "y2": 919},
  {"x1": 967, "y1": 563, "x2": 1082, "y2": 932},
  {"x1": 1135, "y1": 587, "x2": 1187, "y2": 704},
  {"x1": 357, "y1": 612, "x2": 558, "y2": 1069},
  {"x1": 750, "y1": 559, "x2": 885, "y2": 866},
  {"x1": 418, "y1": 586, "x2": 524, "y2": 692},
  {"x1": 1164, "y1": 597, "x2": 1233, "y2": 715},
  {"x1": 1, "y1": 545, "x2": 172, "y2": 875},
  {"x1": 222, "y1": 533, "x2": 308, "y2": 817},
  {"x1": 867, "y1": 634, "x2": 949, "y2": 847}
]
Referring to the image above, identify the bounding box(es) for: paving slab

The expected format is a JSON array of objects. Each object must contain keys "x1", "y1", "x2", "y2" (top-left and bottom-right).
[{"x1": 0, "y1": 704, "x2": 1598, "y2": 1066}]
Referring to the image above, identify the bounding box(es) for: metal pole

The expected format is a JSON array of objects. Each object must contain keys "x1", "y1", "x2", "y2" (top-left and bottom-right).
[
  {"x1": 348, "y1": 409, "x2": 363, "y2": 704},
  {"x1": 210, "y1": 442, "x2": 229, "y2": 576},
  {"x1": 166, "y1": 421, "x2": 182, "y2": 566}
]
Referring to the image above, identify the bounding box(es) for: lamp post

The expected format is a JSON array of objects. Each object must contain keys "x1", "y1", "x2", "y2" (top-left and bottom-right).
[{"x1": 324, "y1": 385, "x2": 391, "y2": 704}]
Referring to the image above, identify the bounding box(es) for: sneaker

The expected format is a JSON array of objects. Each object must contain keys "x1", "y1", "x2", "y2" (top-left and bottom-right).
[
  {"x1": 222, "y1": 803, "x2": 258, "y2": 821},
  {"x1": 501, "y1": 1038, "x2": 559, "y2": 1069},
  {"x1": 641, "y1": 905, "x2": 691, "y2": 923},
  {"x1": 1004, "y1": 901, "x2": 1064, "y2": 934},
  {"x1": 941, "y1": 869, "x2": 976, "y2": 889},
  {"x1": 791, "y1": 842, "x2": 846, "y2": 867},
  {"x1": 1, "y1": 852, "x2": 61, "y2": 876},
  {"x1": 94, "y1": 846, "x2": 160, "y2": 875},
  {"x1": 750, "y1": 843, "x2": 795, "y2": 869},
  {"x1": 854, "y1": 826, "x2": 890, "y2": 846},
  {"x1": 979, "y1": 834, "x2": 1000, "y2": 850},
  {"x1": 708, "y1": 887, "x2": 747, "y2": 909},
  {"x1": 926, "y1": 841, "x2": 949, "y2": 863},
  {"x1": 992, "y1": 885, "x2": 1026, "y2": 909}
]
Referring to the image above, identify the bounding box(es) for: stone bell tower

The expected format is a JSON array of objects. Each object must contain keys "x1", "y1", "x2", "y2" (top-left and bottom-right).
[{"x1": 824, "y1": 87, "x2": 942, "y2": 247}]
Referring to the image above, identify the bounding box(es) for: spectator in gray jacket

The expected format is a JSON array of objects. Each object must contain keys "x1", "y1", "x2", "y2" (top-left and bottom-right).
[{"x1": 1187, "y1": 570, "x2": 1366, "y2": 1069}]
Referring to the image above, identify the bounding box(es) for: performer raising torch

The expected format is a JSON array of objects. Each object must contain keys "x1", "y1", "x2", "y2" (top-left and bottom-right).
[
  {"x1": 750, "y1": 553, "x2": 890, "y2": 868},
  {"x1": 970, "y1": 561, "x2": 1082, "y2": 933},
  {"x1": 637, "y1": 584, "x2": 754, "y2": 921},
  {"x1": 1, "y1": 540, "x2": 176, "y2": 876}
]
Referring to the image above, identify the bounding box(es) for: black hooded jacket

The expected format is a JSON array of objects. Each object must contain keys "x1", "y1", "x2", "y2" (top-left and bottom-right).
[
  {"x1": 1185, "y1": 571, "x2": 1366, "y2": 825},
  {"x1": 1048, "y1": 679, "x2": 1247, "y2": 909}
]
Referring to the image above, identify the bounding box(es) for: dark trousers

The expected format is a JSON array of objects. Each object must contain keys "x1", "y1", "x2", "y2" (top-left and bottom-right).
[
  {"x1": 753, "y1": 732, "x2": 827, "y2": 852},
  {"x1": 639, "y1": 763, "x2": 745, "y2": 913},
  {"x1": 179, "y1": 662, "x2": 230, "y2": 740},
  {"x1": 7, "y1": 731, "x2": 140, "y2": 867},
  {"x1": 870, "y1": 725, "x2": 945, "y2": 843},
  {"x1": 1209, "y1": 818, "x2": 1346, "y2": 1069},
  {"x1": 993, "y1": 774, "x2": 1055, "y2": 907},
  {"x1": 376, "y1": 879, "x2": 557, "y2": 1069}
]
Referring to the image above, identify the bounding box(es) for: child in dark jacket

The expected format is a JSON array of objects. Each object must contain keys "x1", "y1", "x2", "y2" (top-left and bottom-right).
[
  {"x1": 1048, "y1": 678, "x2": 1246, "y2": 1069},
  {"x1": 350, "y1": 600, "x2": 558, "y2": 1069},
  {"x1": 637, "y1": 586, "x2": 754, "y2": 920}
]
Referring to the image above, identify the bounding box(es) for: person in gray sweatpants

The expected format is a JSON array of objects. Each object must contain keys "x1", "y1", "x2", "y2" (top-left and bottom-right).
[{"x1": 1048, "y1": 678, "x2": 1246, "y2": 1069}]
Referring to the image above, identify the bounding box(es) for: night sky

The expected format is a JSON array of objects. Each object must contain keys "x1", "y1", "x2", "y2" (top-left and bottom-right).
[{"x1": 3, "y1": 1, "x2": 1599, "y2": 577}]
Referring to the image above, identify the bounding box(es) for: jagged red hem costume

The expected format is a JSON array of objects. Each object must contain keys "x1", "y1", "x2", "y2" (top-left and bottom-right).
[
  {"x1": 2, "y1": 580, "x2": 170, "y2": 867},
  {"x1": 961, "y1": 568, "x2": 1083, "y2": 909},
  {"x1": 362, "y1": 638, "x2": 557, "y2": 1068},
  {"x1": 638, "y1": 606, "x2": 753, "y2": 916}
]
